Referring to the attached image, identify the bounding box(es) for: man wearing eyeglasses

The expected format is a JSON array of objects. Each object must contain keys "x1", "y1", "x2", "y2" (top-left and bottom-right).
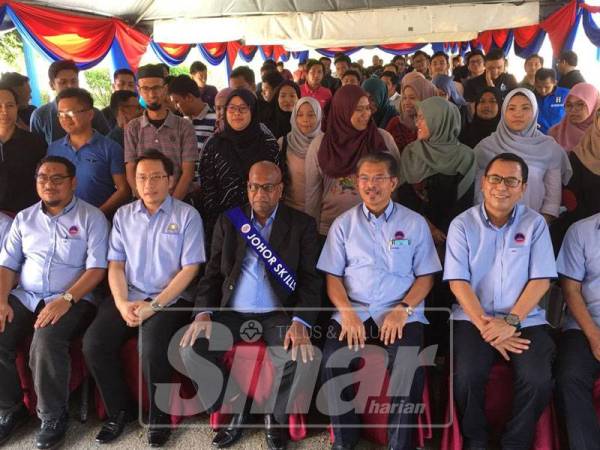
[
  {"x1": 47, "y1": 88, "x2": 130, "y2": 218},
  {"x1": 124, "y1": 65, "x2": 197, "y2": 202},
  {"x1": 180, "y1": 161, "x2": 321, "y2": 450},
  {"x1": 30, "y1": 60, "x2": 110, "y2": 145},
  {"x1": 317, "y1": 152, "x2": 441, "y2": 450},
  {"x1": 82, "y1": 149, "x2": 205, "y2": 447},
  {"x1": 444, "y1": 153, "x2": 557, "y2": 450},
  {"x1": 0, "y1": 156, "x2": 109, "y2": 449}
]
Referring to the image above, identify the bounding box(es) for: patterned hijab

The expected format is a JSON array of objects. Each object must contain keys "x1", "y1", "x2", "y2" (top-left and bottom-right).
[{"x1": 286, "y1": 96, "x2": 323, "y2": 158}]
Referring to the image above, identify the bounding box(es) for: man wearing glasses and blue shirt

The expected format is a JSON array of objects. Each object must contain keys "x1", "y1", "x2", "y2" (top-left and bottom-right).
[
  {"x1": 444, "y1": 153, "x2": 557, "y2": 450},
  {"x1": 0, "y1": 156, "x2": 109, "y2": 449}
]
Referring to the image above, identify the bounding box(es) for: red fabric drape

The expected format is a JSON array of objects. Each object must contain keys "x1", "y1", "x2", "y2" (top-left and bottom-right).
[
  {"x1": 541, "y1": 0, "x2": 578, "y2": 56},
  {"x1": 514, "y1": 24, "x2": 543, "y2": 48}
]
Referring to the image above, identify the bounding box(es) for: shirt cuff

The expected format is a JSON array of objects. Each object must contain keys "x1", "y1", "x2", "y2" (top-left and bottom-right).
[{"x1": 292, "y1": 316, "x2": 311, "y2": 329}]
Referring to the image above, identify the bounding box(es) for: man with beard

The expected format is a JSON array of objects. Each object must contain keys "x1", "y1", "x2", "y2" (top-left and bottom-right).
[{"x1": 124, "y1": 64, "x2": 197, "y2": 201}]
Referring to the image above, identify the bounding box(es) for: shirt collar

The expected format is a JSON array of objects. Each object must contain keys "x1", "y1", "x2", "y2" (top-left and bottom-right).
[
  {"x1": 61, "y1": 130, "x2": 100, "y2": 149},
  {"x1": 480, "y1": 202, "x2": 519, "y2": 229},
  {"x1": 250, "y1": 204, "x2": 279, "y2": 228},
  {"x1": 188, "y1": 103, "x2": 211, "y2": 121},
  {"x1": 362, "y1": 201, "x2": 395, "y2": 222},
  {"x1": 40, "y1": 196, "x2": 77, "y2": 218},
  {"x1": 134, "y1": 195, "x2": 173, "y2": 216},
  {"x1": 141, "y1": 110, "x2": 176, "y2": 129}
]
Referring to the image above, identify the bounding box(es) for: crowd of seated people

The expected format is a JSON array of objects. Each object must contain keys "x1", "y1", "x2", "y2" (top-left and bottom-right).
[{"x1": 0, "y1": 48, "x2": 598, "y2": 450}]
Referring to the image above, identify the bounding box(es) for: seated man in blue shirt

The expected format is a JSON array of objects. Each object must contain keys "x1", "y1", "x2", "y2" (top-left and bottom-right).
[
  {"x1": 318, "y1": 152, "x2": 442, "y2": 450},
  {"x1": 0, "y1": 156, "x2": 109, "y2": 449},
  {"x1": 444, "y1": 153, "x2": 557, "y2": 450},
  {"x1": 30, "y1": 60, "x2": 110, "y2": 145},
  {"x1": 82, "y1": 150, "x2": 205, "y2": 447},
  {"x1": 535, "y1": 68, "x2": 568, "y2": 134},
  {"x1": 180, "y1": 161, "x2": 321, "y2": 450},
  {"x1": 555, "y1": 213, "x2": 600, "y2": 450},
  {"x1": 47, "y1": 88, "x2": 130, "y2": 217}
]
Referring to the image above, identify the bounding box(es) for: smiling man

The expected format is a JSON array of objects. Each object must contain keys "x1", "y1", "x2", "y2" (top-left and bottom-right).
[{"x1": 444, "y1": 152, "x2": 557, "y2": 450}]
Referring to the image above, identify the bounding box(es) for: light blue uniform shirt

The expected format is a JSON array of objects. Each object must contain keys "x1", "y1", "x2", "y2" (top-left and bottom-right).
[
  {"x1": 47, "y1": 131, "x2": 125, "y2": 208},
  {"x1": 443, "y1": 203, "x2": 557, "y2": 328},
  {"x1": 0, "y1": 197, "x2": 109, "y2": 312},
  {"x1": 556, "y1": 213, "x2": 600, "y2": 330},
  {"x1": 108, "y1": 196, "x2": 205, "y2": 304},
  {"x1": 0, "y1": 213, "x2": 12, "y2": 248},
  {"x1": 317, "y1": 201, "x2": 442, "y2": 327}
]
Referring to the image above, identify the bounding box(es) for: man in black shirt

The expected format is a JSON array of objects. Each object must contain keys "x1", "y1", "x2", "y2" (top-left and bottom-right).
[
  {"x1": 464, "y1": 48, "x2": 518, "y2": 105},
  {"x1": 557, "y1": 50, "x2": 586, "y2": 89}
]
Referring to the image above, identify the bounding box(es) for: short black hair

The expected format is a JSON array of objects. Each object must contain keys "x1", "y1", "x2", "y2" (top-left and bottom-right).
[
  {"x1": 276, "y1": 61, "x2": 284, "y2": 67},
  {"x1": 534, "y1": 68, "x2": 557, "y2": 83},
  {"x1": 559, "y1": 50, "x2": 578, "y2": 66},
  {"x1": 36, "y1": 156, "x2": 76, "y2": 178},
  {"x1": 319, "y1": 56, "x2": 331, "y2": 63},
  {"x1": 134, "y1": 149, "x2": 175, "y2": 176},
  {"x1": 306, "y1": 59, "x2": 324, "y2": 72},
  {"x1": 452, "y1": 55, "x2": 462, "y2": 63},
  {"x1": 0, "y1": 72, "x2": 29, "y2": 88},
  {"x1": 56, "y1": 87, "x2": 94, "y2": 109},
  {"x1": 261, "y1": 70, "x2": 284, "y2": 88},
  {"x1": 0, "y1": 83, "x2": 18, "y2": 103},
  {"x1": 167, "y1": 74, "x2": 201, "y2": 98},
  {"x1": 157, "y1": 63, "x2": 170, "y2": 76},
  {"x1": 485, "y1": 48, "x2": 506, "y2": 62},
  {"x1": 341, "y1": 69, "x2": 362, "y2": 83},
  {"x1": 334, "y1": 54, "x2": 352, "y2": 66},
  {"x1": 525, "y1": 54, "x2": 544, "y2": 66},
  {"x1": 466, "y1": 49, "x2": 485, "y2": 64},
  {"x1": 380, "y1": 71, "x2": 399, "y2": 85},
  {"x1": 356, "y1": 152, "x2": 399, "y2": 177},
  {"x1": 48, "y1": 60, "x2": 78, "y2": 81},
  {"x1": 109, "y1": 90, "x2": 139, "y2": 115},
  {"x1": 137, "y1": 64, "x2": 165, "y2": 80},
  {"x1": 190, "y1": 61, "x2": 207, "y2": 74},
  {"x1": 431, "y1": 51, "x2": 449, "y2": 64},
  {"x1": 412, "y1": 50, "x2": 431, "y2": 61},
  {"x1": 230, "y1": 66, "x2": 255, "y2": 85},
  {"x1": 263, "y1": 59, "x2": 277, "y2": 68},
  {"x1": 383, "y1": 63, "x2": 397, "y2": 72},
  {"x1": 484, "y1": 152, "x2": 529, "y2": 183},
  {"x1": 391, "y1": 55, "x2": 406, "y2": 63},
  {"x1": 113, "y1": 68, "x2": 135, "y2": 81}
]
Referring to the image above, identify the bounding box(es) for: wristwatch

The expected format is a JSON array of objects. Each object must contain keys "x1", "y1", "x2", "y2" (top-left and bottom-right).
[
  {"x1": 504, "y1": 313, "x2": 521, "y2": 331},
  {"x1": 400, "y1": 301, "x2": 414, "y2": 316},
  {"x1": 149, "y1": 298, "x2": 164, "y2": 312},
  {"x1": 62, "y1": 292, "x2": 75, "y2": 306}
]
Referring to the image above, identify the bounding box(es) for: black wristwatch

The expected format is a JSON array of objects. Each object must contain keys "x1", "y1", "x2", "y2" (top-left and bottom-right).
[{"x1": 504, "y1": 313, "x2": 521, "y2": 331}]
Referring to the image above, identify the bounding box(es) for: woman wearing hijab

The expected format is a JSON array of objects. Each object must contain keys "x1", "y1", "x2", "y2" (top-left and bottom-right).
[
  {"x1": 361, "y1": 77, "x2": 399, "y2": 129},
  {"x1": 398, "y1": 97, "x2": 476, "y2": 243},
  {"x1": 278, "y1": 97, "x2": 322, "y2": 211},
  {"x1": 432, "y1": 74, "x2": 469, "y2": 127},
  {"x1": 475, "y1": 88, "x2": 572, "y2": 221},
  {"x1": 459, "y1": 87, "x2": 502, "y2": 148},
  {"x1": 262, "y1": 80, "x2": 301, "y2": 139},
  {"x1": 549, "y1": 83, "x2": 600, "y2": 151},
  {"x1": 385, "y1": 72, "x2": 437, "y2": 153},
  {"x1": 305, "y1": 84, "x2": 399, "y2": 237},
  {"x1": 213, "y1": 87, "x2": 234, "y2": 133},
  {"x1": 199, "y1": 89, "x2": 281, "y2": 243}
]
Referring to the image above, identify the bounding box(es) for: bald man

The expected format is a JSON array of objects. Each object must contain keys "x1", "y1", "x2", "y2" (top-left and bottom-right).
[{"x1": 180, "y1": 161, "x2": 322, "y2": 450}]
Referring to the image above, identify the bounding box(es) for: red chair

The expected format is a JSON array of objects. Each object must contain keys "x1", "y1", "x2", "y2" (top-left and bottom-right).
[
  {"x1": 441, "y1": 360, "x2": 560, "y2": 450},
  {"x1": 327, "y1": 346, "x2": 433, "y2": 447},
  {"x1": 16, "y1": 336, "x2": 90, "y2": 422},
  {"x1": 208, "y1": 341, "x2": 308, "y2": 441}
]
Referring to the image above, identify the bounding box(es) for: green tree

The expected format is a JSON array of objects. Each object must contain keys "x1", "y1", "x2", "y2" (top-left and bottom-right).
[
  {"x1": 0, "y1": 30, "x2": 24, "y2": 70},
  {"x1": 84, "y1": 68, "x2": 111, "y2": 109}
]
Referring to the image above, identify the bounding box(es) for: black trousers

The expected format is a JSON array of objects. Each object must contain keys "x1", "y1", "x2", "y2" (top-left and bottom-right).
[
  {"x1": 82, "y1": 298, "x2": 191, "y2": 420},
  {"x1": 452, "y1": 321, "x2": 555, "y2": 450},
  {"x1": 0, "y1": 294, "x2": 95, "y2": 420},
  {"x1": 180, "y1": 310, "x2": 318, "y2": 425},
  {"x1": 321, "y1": 319, "x2": 425, "y2": 450},
  {"x1": 555, "y1": 329, "x2": 600, "y2": 450}
]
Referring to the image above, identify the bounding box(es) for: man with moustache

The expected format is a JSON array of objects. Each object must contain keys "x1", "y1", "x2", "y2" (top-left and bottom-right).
[
  {"x1": 0, "y1": 156, "x2": 109, "y2": 448},
  {"x1": 124, "y1": 64, "x2": 197, "y2": 201}
]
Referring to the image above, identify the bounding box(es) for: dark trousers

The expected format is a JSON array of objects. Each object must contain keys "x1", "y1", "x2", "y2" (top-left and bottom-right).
[
  {"x1": 452, "y1": 321, "x2": 555, "y2": 450},
  {"x1": 321, "y1": 319, "x2": 425, "y2": 450},
  {"x1": 180, "y1": 311, "x2": 317, "y2": 425},
  {"x1": 0, "y1": 294, "x2": 95, "y2": 420},
  {"x1": 82, "y1": 298, "x2": 191, "y2": 420},
  {"x1": 555, "y1": 329, "x2": 600, "y2": 450}
]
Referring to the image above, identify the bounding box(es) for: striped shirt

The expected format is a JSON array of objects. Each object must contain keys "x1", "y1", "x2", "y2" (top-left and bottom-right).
[{"x1": 187, "y1": 104, "x2": 216, "y2": 187}]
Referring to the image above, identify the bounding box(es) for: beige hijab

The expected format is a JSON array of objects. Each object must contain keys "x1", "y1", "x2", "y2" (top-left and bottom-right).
[{"x1": 572, "y1": 110, "x2": 600, "y2": 176}]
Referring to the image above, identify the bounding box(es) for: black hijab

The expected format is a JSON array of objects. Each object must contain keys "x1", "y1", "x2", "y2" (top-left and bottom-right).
[
  {"x1": 263, "y1": 80, "x2": 301, "y2": 139},
  {"x1": 459, "y1": 87, "x2": 502, "y2": 148}
]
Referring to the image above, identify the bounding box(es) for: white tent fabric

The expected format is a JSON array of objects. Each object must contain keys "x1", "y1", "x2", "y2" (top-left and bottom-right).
[{"x1": 152, "y1": 2, "x2": 540, "y2": 48}]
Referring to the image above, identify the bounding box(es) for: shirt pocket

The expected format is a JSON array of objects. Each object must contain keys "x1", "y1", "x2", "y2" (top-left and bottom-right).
[
  {"x1": 389, "y1": 245, "x2": 413, "y2": 275},
  {"x1": 158, "y1": 232, "x2": 183, "y2": 267},
  {"x1": 55, "y1": 238, "x2": 87, "y2": 266}
]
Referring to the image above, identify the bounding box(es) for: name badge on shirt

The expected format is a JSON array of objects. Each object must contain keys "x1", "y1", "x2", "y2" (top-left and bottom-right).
[
  {"x1": 164, "y1": 223, "x2": 180, "y2": 234},
  {"x1": 390, "y1": 239, "x2": 410, "y2": 249}
]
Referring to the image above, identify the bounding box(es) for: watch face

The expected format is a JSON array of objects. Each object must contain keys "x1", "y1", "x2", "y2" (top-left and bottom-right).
[{"x1": 506, "y1": 314, "x2": 519, "y2": 326}]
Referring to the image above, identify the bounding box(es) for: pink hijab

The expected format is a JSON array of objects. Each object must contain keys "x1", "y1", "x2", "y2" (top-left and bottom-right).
[
  {"x1": 549, "y1": 83, "x2": 600, "y2": 151},
  {"x1": 399, "y1": 72, "x2": 437, "y2": 130}
]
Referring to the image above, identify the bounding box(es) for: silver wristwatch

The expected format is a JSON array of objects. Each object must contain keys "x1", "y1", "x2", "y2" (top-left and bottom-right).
[
  {"x1": 62, "y1": 292, "x2": 74, "y2": 306},
  {"x1": 150, "y1": 298, "x2": 164, "y2": 312}
]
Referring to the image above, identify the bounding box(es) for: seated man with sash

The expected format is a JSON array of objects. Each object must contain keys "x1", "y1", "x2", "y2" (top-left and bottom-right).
[{"x1": 180, "y1": 161, "x2": 321, "y2": 450}]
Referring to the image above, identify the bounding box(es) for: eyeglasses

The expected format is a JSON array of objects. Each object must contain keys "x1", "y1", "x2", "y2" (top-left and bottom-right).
[
  {"x1": 139, "y1": 85, "x2": 165, "y2": 94},
  {"x1": 136, "y1": 174, "x2": 169, "y2": 184},
  {"x1": 247, "y1": 182, "x2": 280, "y2": 193},
  {"x1": 227, "y1": 105, "x2": 250, "y2": 114},
  {"x1": 57, "y1": 109, "x2": 91, "y2": 119},
  {"x1": 485, "y1": 174, "x2": 523, "y2": 188},
  {"x1": 35, "y1": 174, "x2": 72, "y2": 185},
  {"x1": 357, "y1": 175, "x2": 393, "y2": 185},
  {"x1": 565, "y1": 101, "x2": 586, "y2": 111}
]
